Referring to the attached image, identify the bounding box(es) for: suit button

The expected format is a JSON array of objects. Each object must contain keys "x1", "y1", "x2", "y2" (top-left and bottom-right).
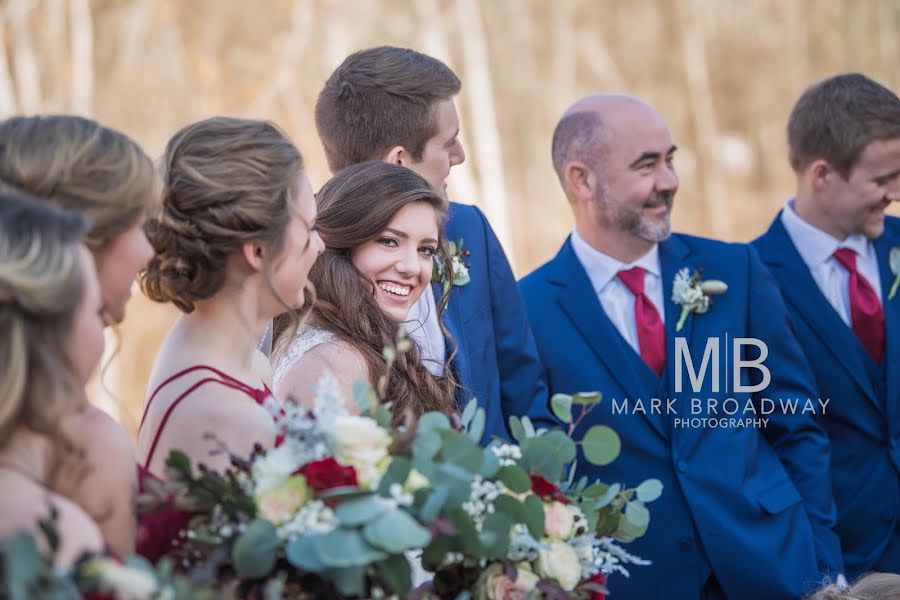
[
  {"x1": 676, "y1": 460, "x2": 687, "y2": 473},
  {"x1": 679, "y1": 539, "x2": 693, "y2": 552}
]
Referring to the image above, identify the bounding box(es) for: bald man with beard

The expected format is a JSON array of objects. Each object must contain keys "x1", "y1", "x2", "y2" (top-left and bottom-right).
[{"x1": 519, "y1": 94, "x2": 842, "y2": 599}]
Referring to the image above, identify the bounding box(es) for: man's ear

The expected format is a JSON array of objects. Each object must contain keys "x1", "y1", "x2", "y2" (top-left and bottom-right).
[
  {"x1": 808, "y1": 159, "x2": 834, "y2": 193},
  {"x1": 240, "y1": 241, "x2": 266, "y2": 273},
  {"x1": 564, "y1": 161, "x2": 597, "y2": 204},
  {"x1": 383, "y1": 145, "x2": 410, "y2": 167}
]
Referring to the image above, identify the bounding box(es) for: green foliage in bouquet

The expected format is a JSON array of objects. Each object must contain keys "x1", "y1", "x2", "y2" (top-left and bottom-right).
[
  {"x1": 410, "y1": 393, "x2": 661, "y2": 599},
  {"x1": 0, "y1": 507, "x2": 212, "y2": 599},
  {"x1": 152, "y1": 367, "x2": 441, "y2": 598}
]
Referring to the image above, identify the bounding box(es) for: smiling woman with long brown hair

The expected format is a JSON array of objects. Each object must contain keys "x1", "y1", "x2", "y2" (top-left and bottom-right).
[{"x1": 272, "y1": 160, "x2": 458, "y2": 422}]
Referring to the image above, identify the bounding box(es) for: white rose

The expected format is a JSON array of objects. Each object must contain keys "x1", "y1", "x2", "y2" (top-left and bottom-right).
[
  {"x1": 536, "y1": 541, "x2": 582, "y2": 591},
  {"x1": 90, "y1": 558, "x2": 159, "y2": 599},
  {"x1": 543, "y1": 501, "x2": 575, "y2": 540},
  {"x1": 331, "y1": 415, "x2": 391, "y2": 487}
]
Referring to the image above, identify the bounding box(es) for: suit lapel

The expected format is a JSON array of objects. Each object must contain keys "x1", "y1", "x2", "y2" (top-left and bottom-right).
[
  {"x1": 439, "y1": 281, "x2": 472, "y2": 406},
  {"x1": 659, "y1": 234, "x2": 696, "y2": 382},
  {"x1": 658, "y1": 235, "x2": 700, "y2": 443},
  {"x1": 757, "y1": 216, "x2": 880, "y2": 411},
  {"x1": 550, "y1": 239, "x2": 668, "y2": 440},
  {"x1": 875, "y1": 230, "x2": 900, "y2": 424}
]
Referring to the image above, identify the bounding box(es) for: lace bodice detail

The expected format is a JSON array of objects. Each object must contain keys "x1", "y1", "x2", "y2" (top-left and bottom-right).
[{"x1": 272, "y1": 326, "x2": 337, "y2": 394}]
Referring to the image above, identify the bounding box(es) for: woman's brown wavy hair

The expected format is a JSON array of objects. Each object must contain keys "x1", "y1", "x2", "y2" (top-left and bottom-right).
[{"x1": 276, "y1": 161, "x2": 458, "y2": 422}]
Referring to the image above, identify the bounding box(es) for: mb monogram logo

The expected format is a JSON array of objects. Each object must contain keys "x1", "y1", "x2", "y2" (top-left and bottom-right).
[{"x1": 674, "y1": 336, "x2": 770, "y2": 394}]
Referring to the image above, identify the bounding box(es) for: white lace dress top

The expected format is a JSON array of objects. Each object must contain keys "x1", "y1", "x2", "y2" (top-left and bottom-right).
[{"x1": 271, "y1": 326, "x2": 337, "y2": 396}]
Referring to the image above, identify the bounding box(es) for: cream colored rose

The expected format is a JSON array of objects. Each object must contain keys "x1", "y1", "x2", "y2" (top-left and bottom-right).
[
  {"x1": 543, "y1": 501, "x2": 575, "y2": 540},
  {"x1": 476, "y1": 563, "x2": 539, "y2": 600},
  {"x1": 536, "y1": 541, "x2": 582, "y2": 591},
  {"x1": 256, "y1": 475, "x2": 309, "y2": 525},
  {"x1": 331, "y1": 415, "x2": 391, "y2": 487},
  {"x1": 88, "y1": 558, "x2": 159, "y2": 599}
]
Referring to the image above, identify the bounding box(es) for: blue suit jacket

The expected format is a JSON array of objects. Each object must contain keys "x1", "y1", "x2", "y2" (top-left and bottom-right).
[
  {"x1": 519, "y1": 233, "x2": 842, "y2": 600},
  {"x1": 753, "y1": 214, "x2": 900, "y2": 577},
  {"x1": 441, "y1": 202, "x2": 551, "y2": 443}
]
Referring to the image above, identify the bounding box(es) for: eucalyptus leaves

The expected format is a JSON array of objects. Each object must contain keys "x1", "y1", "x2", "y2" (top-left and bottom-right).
[{"x1": 671, "y1": 268, "x2": 728, "y2": 332}]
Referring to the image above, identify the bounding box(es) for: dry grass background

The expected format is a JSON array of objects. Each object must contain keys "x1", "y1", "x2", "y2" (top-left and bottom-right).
[{"x1": 2, "y1": 0, "x2": 899, "y2": 435}]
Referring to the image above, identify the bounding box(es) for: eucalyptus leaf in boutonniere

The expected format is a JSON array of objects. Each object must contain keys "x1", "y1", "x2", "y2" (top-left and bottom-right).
[
  {"x1": 888, "y1": 247, "x2": 900, "y2": 301},
  {"x1": 432, "y1": 238, "x2": 471, "y2": 297},
  {"x1": 671, "y1": 268, "x2": 728, "y2": 332}
]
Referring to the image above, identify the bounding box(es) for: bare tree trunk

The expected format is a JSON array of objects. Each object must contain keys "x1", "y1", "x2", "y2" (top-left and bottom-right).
[
  {"x1": 877, "y1": 0, "x2": 899, "y2": 90},
  {"x1": 8, "y1": 0, "x2": 41, "y2": 112},
  {"x1": 578, "y1": 20, "x2": 626, "y2": 92},
  {"x1": 0, "y1": 7, "x2": 19, "y2": 116},
  {"x1": 412, "y1": 0, "x2": 479, "y2": 217},
  {"x1": 321, "y1": 0, "x2": 354, "y2": 73},
  {"x1": 69, "y1": 0, "x2": 93, "y2": 115},
  {"x1": 249, "y1": 0, "x2": 312, "y2": 117},
  {"x1": 36, "y1": 0, "x2": 65, "y2": 112},
  {"x1": 674, "y1": 0, "x2": 730, "y2": 237},
  {"x1": 453, "y1": 0, "x2": 514, "y2": 263},
  {"x1": 550, "y1": 0, "x2": 576, "y2": 116}
]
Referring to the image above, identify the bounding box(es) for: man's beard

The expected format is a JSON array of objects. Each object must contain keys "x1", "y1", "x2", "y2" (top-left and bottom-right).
[{"x1": 598, "y1": 188, "x2": 673, "y2": 243}]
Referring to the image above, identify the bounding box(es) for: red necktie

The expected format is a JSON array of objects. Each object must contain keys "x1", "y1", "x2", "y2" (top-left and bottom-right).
[
  {"x1": 833, "y1": 248, "x2": 884, "y2": 363},
  {"x1": 618, "y1": 267, "x2": 666, "y2": 375}
]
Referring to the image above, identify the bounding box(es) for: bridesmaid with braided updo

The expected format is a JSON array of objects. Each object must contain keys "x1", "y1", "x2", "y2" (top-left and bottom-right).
[{"x1": 136, "y1": 117, "x2": 323, "y2": 479}]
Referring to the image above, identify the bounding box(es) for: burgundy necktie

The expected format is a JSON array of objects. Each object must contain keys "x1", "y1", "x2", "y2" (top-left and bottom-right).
[
  {"x1": 618, "y1": 267, "x2": 666, "y2": 375},
  {"x1": 833, "y1": 247, "x2": 885, "y2": 363}
]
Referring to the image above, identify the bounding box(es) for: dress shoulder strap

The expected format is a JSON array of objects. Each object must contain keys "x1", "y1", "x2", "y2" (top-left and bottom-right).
[{"x1": 138, "y1": 365, "x2": 262, "y2": 472}]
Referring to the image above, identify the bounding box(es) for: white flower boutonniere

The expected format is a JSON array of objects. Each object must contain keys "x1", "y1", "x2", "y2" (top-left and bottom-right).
[
  {"x1": 432, "y1": 238, "x2": 471, "y2": 297},
  {"x1": 671, "y1": 268, "x2": 728, "y2": 332},
  {"x1": 888, "y1": 247, "x2": 900, "y2": 301}
]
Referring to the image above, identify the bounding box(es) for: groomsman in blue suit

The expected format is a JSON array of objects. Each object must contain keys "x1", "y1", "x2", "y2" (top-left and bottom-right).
[
  {"x1": 520, "y1": 94, "x2": 843, "y2": 599},
  {"x1": 753, "y1": 74, "x2": 900, "y2": 578},
  {"x1": 314, "y1": 46, "x2": 551, "y2": 442}
]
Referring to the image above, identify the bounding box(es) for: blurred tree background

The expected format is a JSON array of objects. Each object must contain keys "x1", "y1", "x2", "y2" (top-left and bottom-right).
[{"x1": 2, "y1": 0, "x2": 898, "y2": 434}]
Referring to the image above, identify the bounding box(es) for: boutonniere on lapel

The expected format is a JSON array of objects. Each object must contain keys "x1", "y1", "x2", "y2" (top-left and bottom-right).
[
  {"x1": 888, "y1": 247, "x2": 900, "y2": 300},
  {"x1": 671, "y1": 268, "x2": 728, "y2": 332},
  {"x1": 432, "y1": 238, "x2": 471, "y2": 297}
]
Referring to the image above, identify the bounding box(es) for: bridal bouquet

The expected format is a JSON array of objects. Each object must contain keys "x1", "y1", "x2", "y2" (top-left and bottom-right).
[
  {"x1": 146, "y1": 372, "x2": 433, "y2": 598},
  {"x1": 143, "y1": 369, "x2": 657, "y2": 599},
  {"x1": 415, "y1": 392, "x2": 659, "y2": 600}
]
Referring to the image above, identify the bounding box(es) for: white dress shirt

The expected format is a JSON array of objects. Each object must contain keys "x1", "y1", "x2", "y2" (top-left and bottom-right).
[
  {"x1": 404, "y1": 284, "x2": 446, "y2": 376},
  {"x1": 570, "y1": 228, "x2": 665, "y2": 355},
  {"x1": 781, "y1": 198, "x2": 883, "y2": 326}
]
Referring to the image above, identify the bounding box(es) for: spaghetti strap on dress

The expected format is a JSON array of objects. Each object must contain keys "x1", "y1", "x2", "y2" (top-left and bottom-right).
[
  {"x1": 138, "y1": 364, "x2": 275, "y2": 471},
  {"x1": 136, "y1": 364, "x2": 279, "y2": 564}
]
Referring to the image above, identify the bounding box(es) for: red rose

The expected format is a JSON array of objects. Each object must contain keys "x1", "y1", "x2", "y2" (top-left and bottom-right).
[
  {"x1": 135, "y1": 467, "x2": 195, "y2": 564},
  {"x1": 584, "y1": 572, "x2": 607, "y2": 600},
  {"x1": 296, "y1": 458, "x2": 358, "y2": 492},
  {"x1": 530, "y1": 474, "x2": 569, "y2": 504}
]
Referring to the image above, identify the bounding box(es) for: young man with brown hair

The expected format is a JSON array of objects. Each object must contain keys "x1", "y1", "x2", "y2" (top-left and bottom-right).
[
  {"x1": 753, "y1": 73, "x2": 900, "y2": 577},
  {"x1": 315, "y1": 46, "x2": 550, "y2": 442}
]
